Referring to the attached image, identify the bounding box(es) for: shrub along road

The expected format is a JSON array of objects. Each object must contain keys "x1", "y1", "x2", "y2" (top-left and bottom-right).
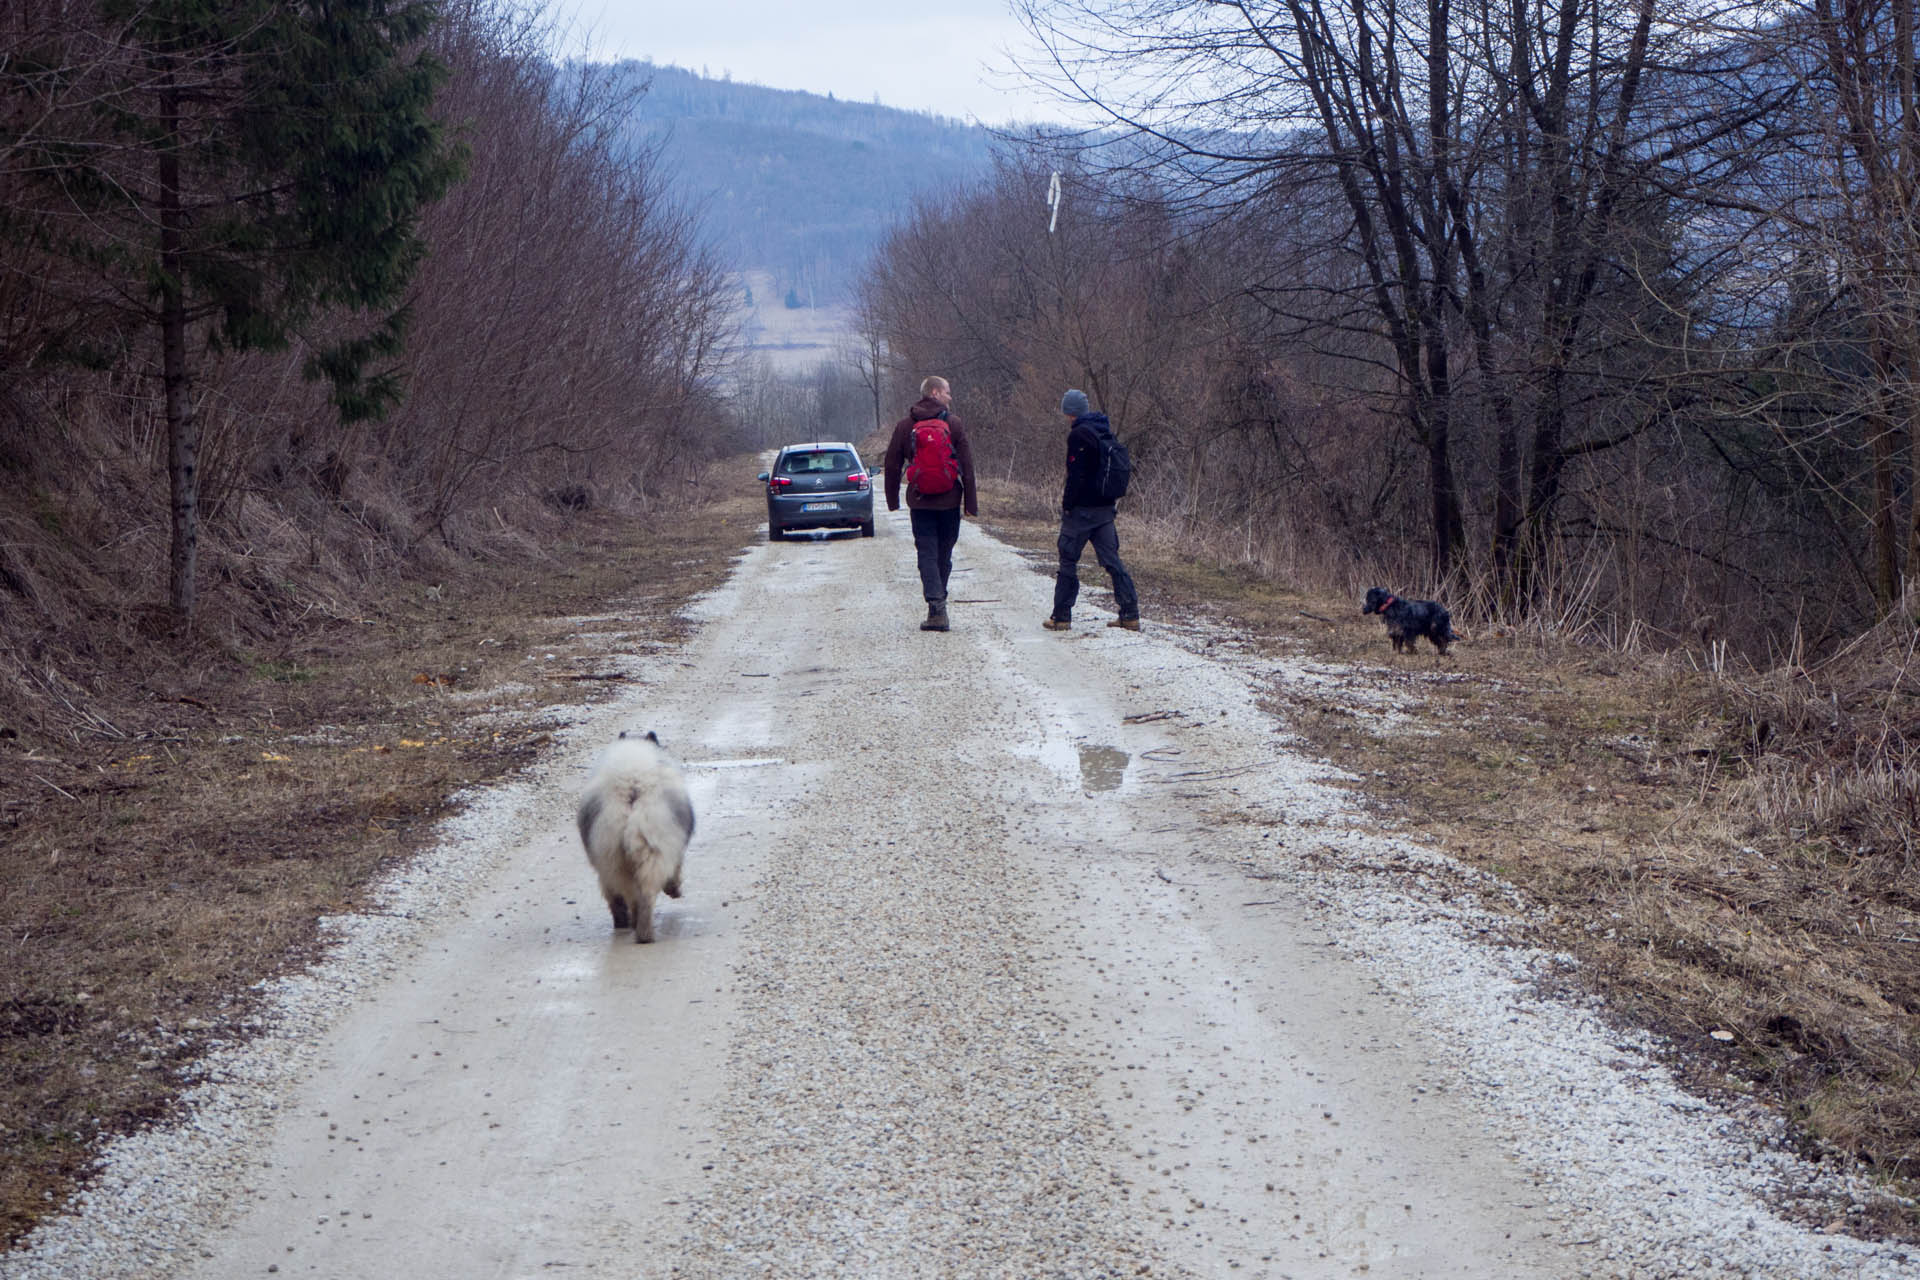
[{"x1": 5, "y1": 505, "x2": 1914, "y2": 1279}]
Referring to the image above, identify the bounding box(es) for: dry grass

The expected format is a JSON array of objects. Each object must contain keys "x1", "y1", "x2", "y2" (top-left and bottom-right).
[
  {"x1": 982, "y1": 481, "x2": 1920, "y2": 1240},
  {"x1": 0, "y1": 476, "x2": 764, "y2": 1247}
]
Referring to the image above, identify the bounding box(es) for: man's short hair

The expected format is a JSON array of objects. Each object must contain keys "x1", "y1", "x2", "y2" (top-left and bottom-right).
[{"x1": 920, "y1": 376, "x2": 949, "y2": 396}]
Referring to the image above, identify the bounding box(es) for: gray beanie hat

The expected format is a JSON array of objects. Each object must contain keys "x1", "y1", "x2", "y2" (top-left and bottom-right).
[{"x1": 1060, "y1": 389, "x2": 1090, "y2": 416}]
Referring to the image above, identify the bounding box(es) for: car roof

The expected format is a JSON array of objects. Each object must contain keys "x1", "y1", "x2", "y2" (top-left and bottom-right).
[{"x1": 777, "y1": 442, "x2": 860, "y2": 454}]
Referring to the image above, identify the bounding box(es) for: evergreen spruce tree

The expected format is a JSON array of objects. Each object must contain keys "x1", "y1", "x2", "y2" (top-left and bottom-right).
[{"x1": 96, "y1": 0, "x2": 463, "y2": 621}]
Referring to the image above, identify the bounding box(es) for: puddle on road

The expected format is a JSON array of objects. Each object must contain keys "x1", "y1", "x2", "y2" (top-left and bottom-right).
[
  {"x1": 1076, "y1": 744, "x2": 1130, "y2": 792},
  {"x1": 1024, "y1": 737, "x2": 1132, "y2": 792}
]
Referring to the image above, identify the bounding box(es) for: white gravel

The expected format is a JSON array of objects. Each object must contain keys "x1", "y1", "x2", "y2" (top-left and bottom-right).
[{"x1": 4, "y1": 511, "x2": 1916, "y2": 1280}]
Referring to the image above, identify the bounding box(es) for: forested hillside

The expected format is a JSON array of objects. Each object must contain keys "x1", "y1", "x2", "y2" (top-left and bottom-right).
[
  {"x1": 0, "y1": 0, "x2": 745, "y2": 721},
  {"x1": 601, "y1": 61, "x2": 995, "y2": 303}
]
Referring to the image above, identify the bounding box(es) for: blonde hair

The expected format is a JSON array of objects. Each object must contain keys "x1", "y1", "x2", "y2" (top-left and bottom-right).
[{"x1": 920, "y1": 375, "x2": 949, "y2": 396}]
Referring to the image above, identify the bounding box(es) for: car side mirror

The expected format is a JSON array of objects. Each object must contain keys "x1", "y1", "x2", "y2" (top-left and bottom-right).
[{"x1": 756, "y1": 472, "x2": 770, "y2": 482}]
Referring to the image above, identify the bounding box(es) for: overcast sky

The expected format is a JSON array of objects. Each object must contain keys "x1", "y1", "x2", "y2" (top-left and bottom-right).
[{"x1": 556, "y1": 0, "x2": 1067, "y2": 125}]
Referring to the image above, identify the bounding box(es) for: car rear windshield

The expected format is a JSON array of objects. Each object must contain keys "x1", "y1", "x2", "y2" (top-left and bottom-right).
[{"x1": 779, "y1": 450, "x2": 858, "y2": 475}]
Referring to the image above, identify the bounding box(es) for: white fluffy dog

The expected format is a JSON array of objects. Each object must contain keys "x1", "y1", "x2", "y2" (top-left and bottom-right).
[{"x1": 575, "y1": 730, "x2": 694, "y2": 943}]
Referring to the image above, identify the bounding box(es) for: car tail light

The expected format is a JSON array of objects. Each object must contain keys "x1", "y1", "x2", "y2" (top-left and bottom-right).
[
  {"x1": 847, "y1": 472, "x2": 869, "y2": 489},
  {"x1": 768, "y1": 476, "x2": 792, "y2": 489}
]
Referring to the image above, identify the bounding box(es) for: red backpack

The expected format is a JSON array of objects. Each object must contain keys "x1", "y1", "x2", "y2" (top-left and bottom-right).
[{"x1": 905, "y1": 419, "x2": 960, "y2": 496}]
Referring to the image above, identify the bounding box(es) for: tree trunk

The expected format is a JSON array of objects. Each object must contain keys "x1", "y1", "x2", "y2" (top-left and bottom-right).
[
  {"x1": 1866, "y1": 333, "x2": 1902, "y2": 608},
  {"x1": 1428, "y1": 414, "x2": 1464, "y2": 582},
  {"x1": 1908, "y1": 390, "x2": 1920, "y2": 600},
  {"x1": 159, "y1": 70, "x2": 198, "y2": 623},
  {"x1": 1868, "y1": 408, "x2": 1900, "y2": 606},
  {"x1": 1515, "y1": 350, "x2": 1575, "y2": 606},
  {"x1": 1900, "y1": 0, "x2": 1920, "y2": 601},
  {"x1": 1452, "y1": 207, "x2": 1519, "y2": 602},
  {"x1": 1422, "y1": 339, "x2": 1465, "y2": 581},
  {"x1": 1490, "y1": 386, "x2": 1523, "y2": 602}
]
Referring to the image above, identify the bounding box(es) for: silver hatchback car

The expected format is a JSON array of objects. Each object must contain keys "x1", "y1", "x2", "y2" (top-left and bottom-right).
[{"x1": 759, "y1": 442, "x2": 875, "y2": 540}]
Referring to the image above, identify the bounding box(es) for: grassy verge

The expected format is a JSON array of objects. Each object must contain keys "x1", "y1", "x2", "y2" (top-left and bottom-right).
[
  {"x1": 982, "y1": 485, "x2": 1919, "y2": 1240},
  {"x1": 0, "y1": 482, "x2": 764, "y2": 1247}
]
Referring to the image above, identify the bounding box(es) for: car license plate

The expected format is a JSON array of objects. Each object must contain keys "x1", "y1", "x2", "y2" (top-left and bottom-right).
[{"x1": 802, "y1": 501, "x2": 836, "y2": 512}]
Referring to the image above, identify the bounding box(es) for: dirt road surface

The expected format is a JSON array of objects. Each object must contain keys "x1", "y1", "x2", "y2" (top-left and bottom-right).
[{"x1": 8, "y1": 507, "x2": 1911, "y2": 1280}]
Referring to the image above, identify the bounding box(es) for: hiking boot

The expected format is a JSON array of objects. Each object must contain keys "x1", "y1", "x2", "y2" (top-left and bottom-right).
[
  {"x1": 1108, "y1": 616, "x2": 1141, "y2": 631},
  {"x1": 921, "y1": 601, "x2": 950, "y2": 632},
  {"x1": 1042, "y1": 616, "x2": 1071, "y2": 631}
]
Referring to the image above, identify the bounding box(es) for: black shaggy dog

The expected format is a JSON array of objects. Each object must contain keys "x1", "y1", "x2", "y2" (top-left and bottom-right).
[{"x1": 1363, "y1": 587, "x2": 1459, "y2": 655}]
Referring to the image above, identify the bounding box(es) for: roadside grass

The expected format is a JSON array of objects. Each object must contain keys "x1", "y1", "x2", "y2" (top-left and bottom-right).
[
  {"x1": 981, "y1": 483, "x2": 1920, "y2": 1239},
  {"x1": 0, "y1": 480, "x2": 763, "y2": 1247}
]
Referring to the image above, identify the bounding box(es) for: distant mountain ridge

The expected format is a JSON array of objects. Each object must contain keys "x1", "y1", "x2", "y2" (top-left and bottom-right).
[{"x1": 601, "y1": 61, "x2": 998, "y2": 304}]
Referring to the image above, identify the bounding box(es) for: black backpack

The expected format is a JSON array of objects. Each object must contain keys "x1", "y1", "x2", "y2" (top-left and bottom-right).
[{"x1": 1093, "y1": 423, "x2": 1132, "y2": 501}]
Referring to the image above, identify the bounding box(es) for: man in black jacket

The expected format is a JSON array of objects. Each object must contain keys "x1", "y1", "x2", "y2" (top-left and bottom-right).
[{"x1": 1044, "y1": 389, "x2": 1139, "y2": 631}]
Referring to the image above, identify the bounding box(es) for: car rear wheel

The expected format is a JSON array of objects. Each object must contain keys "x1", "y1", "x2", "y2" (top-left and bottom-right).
[
  {"x1": 768, "y1": 525, "x2": 786, "y2": 542},
  {"x1": 860, "y1": 520, "x2": 875, "y2": 538}
]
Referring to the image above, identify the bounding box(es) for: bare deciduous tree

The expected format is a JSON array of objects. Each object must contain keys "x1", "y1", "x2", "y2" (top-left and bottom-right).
[
  {"x1": 1777, "y1": 0, "x2": 1920, "y2": 604},
  {"x1": 1014, "y1": 0, "x2": 1786, "y2": 604}
]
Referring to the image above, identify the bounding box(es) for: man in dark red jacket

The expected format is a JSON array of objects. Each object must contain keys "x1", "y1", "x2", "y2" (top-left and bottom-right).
[{"x1": 884, "y1": 375, "x2": 978, "y2": 631}]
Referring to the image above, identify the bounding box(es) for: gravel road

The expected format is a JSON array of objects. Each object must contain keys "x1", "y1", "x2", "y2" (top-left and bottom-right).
[{"x1": 5, "y1": 506, "x2": 1915, "y2": 1279}]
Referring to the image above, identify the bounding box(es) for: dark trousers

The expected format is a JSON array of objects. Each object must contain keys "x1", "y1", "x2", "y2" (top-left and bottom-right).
[
  {"x1": 910, "y1": 506, "x2": 961, "y2": 602},
  {"x1": 1052, "y1": 505, "x2": 1137, "y2": 620}
]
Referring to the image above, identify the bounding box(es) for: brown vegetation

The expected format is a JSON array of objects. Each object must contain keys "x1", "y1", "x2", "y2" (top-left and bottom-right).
[{"x1": 1, "y1": 0, "x2": 744, "y2": 645}]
